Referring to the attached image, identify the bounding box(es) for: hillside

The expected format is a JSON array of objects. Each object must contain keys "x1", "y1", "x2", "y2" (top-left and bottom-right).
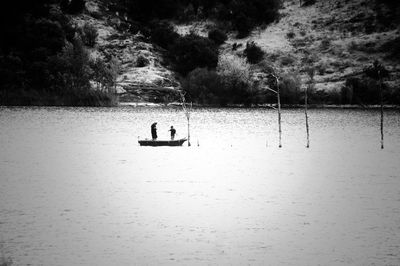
[
  {"x1": 71, "y1": 1, "x2": 181, "y2": 103},
  {"x1": 1, "y1": 0, "x2": 397, "y2": 106},
  {"x1": 179, "y1": 0, "x2": 399, "y2": 100}
]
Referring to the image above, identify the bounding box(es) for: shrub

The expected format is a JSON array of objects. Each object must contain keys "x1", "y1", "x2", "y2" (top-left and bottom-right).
[
  {"x1": 320, "y1": 37, "x2": 331, "y2": 50},
  {"x1": 183, "y1": 55, "x2": 259, "y2": 106},
  {"x1": 80, "y1": 23, "x2": 98, "y2": 47},
  {"x1": 208, "y1": 28, "x2": 227, "y2": 45},
  {"x1": 217, "y1": 54, "x2": 251, "y2": 84},
  {"x1": 136, "y1": 55, "x2": 150, "y2": 67},
  {"x1": 170, "y1": 34, "x2": 218, "y2": 75},
  {"x1": 280, "y1": 55, "x2": 295, "y2": 66},
  {"x1": 380, "y1": 37, "x2": 400, "y2": 60},
  {"x1": 182, "y1": 68, "x2": 223, "y2": 104},
  {"x1": 279, "y1": 73, "x2": 302, "y2": 104},
  {"x1": 244, "y1": 41, "x2": 264, "y2": 64},
  {"x1": 309, "y1": 89, "x2": 341, "y2": 105},
  {"x1": 286, "y1": 31, "x2": 296, "y2": 39},
  {"x1": 48, "y1": 38, "x2": 92, "y2": 92},
  {"x1": 301, "y1": 0, "x2": 316, "y2": 7},
  {"x1": 364, "y1": 60, "x2": 389, "y2": 80},
  {"x1": 90, "y1": 57, "x2": 120, "y2": 92},
  {"x1": 315, "y1": 62, "x2": 327, "y2": 75},
  {"x1": 344, "y1": 77, "x2": 380, "y2": 104},
  {"x1": 217, "y1": 54, "x2": 255, "y2": 105}
]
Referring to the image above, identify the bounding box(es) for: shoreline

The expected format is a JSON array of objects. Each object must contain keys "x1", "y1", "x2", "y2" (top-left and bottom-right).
[
  {"x1": 2, "y1": 102, "x2": 400, "y2": 109},
  {"x1": 118, "y1": 102, "x2": 400, "y2": 109}
]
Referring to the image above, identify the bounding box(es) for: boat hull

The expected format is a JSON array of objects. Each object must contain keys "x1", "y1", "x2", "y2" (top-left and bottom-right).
[{"x1": 138, "y1": 138, "x2": 187, "y2": 147}]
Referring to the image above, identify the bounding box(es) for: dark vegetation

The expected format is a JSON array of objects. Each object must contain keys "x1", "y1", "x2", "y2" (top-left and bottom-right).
[
  {"x1": 341, "y1": 61, "x2": 400, "y2": 105},
  {"x1": 374, "y1": 0, "x2": 400, "y2": 27},
  {"x1": 182, "y1": 68, "x2": 261, "y2": 107},
  {"x1": 208, "y1": 28, "x2": 228, "y2": 45},
  {"x1": 182, "y1": 54, "x2": 261, "y2": 106},
  {"x1": 244, "y1": 42, "x2": 265, "y2": 64},
  {"x1": 170, "y1": 34, "x2": 219, "y2": 75},
  {"x1": 1, "y1": 0, "x2": 398, "y2": 107},
  {"x1": 109, "y1": 0, "x2": 281, "y2": 38},
  {"x1": 61, "y1": 0, "x2": 86, "y2": 14},
  {"x1": 79, "y1": 23, "x2": 98, "y2": 47},
  {"x1": 380, "y1": 37, "x2": 400, "y2": 60},
  {"x1": 0, "y1": 0, "x2": 118, "y2": 106},
  {"x1": 149, "y1": 22, "x2": 219, "y2": 75},
  {"x1": 136, "y1": 55, "x2": 150, "y2": 67}
]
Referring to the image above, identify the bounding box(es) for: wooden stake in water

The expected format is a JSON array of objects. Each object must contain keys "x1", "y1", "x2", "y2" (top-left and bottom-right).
[
  {"x1": 305, "y1": 67, "x2": 314, "y2": 149},
  {"x1": 277, "y1": 78, "x2": 282, "y2": 148},
  {"x1": 179, "y1": 91, "x2": 191, "y2": 147},
  {"x1": 379, "y1": 70, "x2": 384, "y2": 149},
  {"x1": 266, "y1": 72, "x2": 282, "y2": 148},
  {"x1": 305, "y1": 85, "x2": 310, "y2": 148},
  {"x1": 365, "y1": 61, "x2": 388, "y2": 149}
]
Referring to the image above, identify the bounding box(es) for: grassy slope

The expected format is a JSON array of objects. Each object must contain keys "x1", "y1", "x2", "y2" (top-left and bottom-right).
[
  {"x1": 78, "y1": 0, "x2": 399, "y2": 103},
  {"x1": 179, "y1": 0, "x2": 399, "y2": 94},
  {"x1": 236, "y1": 0, "x2": 400, "y2": 92}
]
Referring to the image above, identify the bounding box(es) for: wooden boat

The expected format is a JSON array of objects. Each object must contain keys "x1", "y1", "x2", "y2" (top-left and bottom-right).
[{"x1": 138, "y1": 138, "x2": 187, "y2": 147}]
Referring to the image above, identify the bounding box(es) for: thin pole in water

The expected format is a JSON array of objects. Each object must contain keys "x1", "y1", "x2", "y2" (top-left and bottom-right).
[
  {"x1": 305, "y1": 68, "x2": 314, "y2": 149},
  {"x1": 379, "y1": 70, "x2": 384, "y2": 149},
  {"x1": 305, "y1": 86, "x2": 310, "y2": 148},
  {"x1": 265, "y1": 71, "x2": 282, "y2": 148},
  {"x1": 187, "y1": 115, "x2": 191, "y2": 147},
  {"x1": 276, "y1": 77, "x2": 282, "y2": 148},
  {"x1": 179, "y1": 91, "x2": 191, "y2": 147}
]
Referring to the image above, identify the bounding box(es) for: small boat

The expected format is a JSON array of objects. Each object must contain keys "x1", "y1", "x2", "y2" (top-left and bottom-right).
[{"x1": 138, "y1": 138, "x2": 187, "y2": 147}]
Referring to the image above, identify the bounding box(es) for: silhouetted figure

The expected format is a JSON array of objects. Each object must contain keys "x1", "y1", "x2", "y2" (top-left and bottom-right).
[
  {"x1": 169, "y1": 126, "x2": 176, "y2": 140},
  {"x1": 151, "y1": 122, "x2": 157, "y2": 140}
]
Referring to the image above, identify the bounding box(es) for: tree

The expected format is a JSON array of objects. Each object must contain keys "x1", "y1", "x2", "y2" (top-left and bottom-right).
[
  {"x1": 244, "y1": 41, "x2": 265, "y2": 64},
  {"x1": 217, "y1": 54, "x2": 253, "y2": 105},
  {"x1": 183, "y1": 68, "x2": 222, "y2": 104},
  {"x1": 80, "y1": 23, "x2": 98, "y2": 47},
  {"x1": 258, "y1": 63, "x2": 283, "y2": 148}
]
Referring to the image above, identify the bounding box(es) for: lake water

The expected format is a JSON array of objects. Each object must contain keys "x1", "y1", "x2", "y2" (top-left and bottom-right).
[{"x1": 1, "y1": 106, "x2": 400, "y2": 265}]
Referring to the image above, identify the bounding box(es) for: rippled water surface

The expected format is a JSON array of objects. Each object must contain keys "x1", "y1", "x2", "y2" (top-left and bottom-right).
[{"x1": 1, "y1": 106, "x2": 400, "y2": 265}]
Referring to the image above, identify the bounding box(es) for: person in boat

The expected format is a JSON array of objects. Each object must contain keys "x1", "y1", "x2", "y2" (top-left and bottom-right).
[
  {"x1": 168, "y1": 126, "x2": 176, "y2": 140},
  {"x1": 151, "y1": 122, "x2": 157, "y2": 140}
]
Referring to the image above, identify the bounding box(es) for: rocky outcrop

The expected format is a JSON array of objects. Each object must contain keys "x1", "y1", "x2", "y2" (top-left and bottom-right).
[{"x1": 71, "y1": 0, "x2": 181, "y2": 102}]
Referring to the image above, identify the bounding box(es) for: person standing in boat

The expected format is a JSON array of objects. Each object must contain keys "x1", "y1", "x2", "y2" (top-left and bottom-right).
[
  {"x1": 151, "y1": 122, "x2": 157, "y2": 140},
  {"x1": 169, "y1": 126, "x2": 176, "y2": 140}
]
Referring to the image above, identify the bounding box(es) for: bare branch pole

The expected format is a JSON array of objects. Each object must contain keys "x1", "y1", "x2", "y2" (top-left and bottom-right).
[
  {"x1": 378, "y1": 69, "x2": 384, "y2": 149},
  {"x1": 277, "y1": 79, "x2": 282, "y2": 148},
  {"x1": 179, "y1": 90, "x2": 191, "y2": 147},
  {"x1": 305, "y1": 84, "x2": 310, "y2": 148},
  {"x1": 269, "y1": 72, "x2": 282, "y2": 148},
  {"x1": 305, "y1": 68, "x2": 314, "y2": 148},
  {"x1": 365, "y1": 60, "x2": 388, "y2": 149}
]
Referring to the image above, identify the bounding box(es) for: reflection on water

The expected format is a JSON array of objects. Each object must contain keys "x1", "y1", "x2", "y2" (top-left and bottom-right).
[{"x1": 0, "y1": 106, "x2": 400, "y2": 265}]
